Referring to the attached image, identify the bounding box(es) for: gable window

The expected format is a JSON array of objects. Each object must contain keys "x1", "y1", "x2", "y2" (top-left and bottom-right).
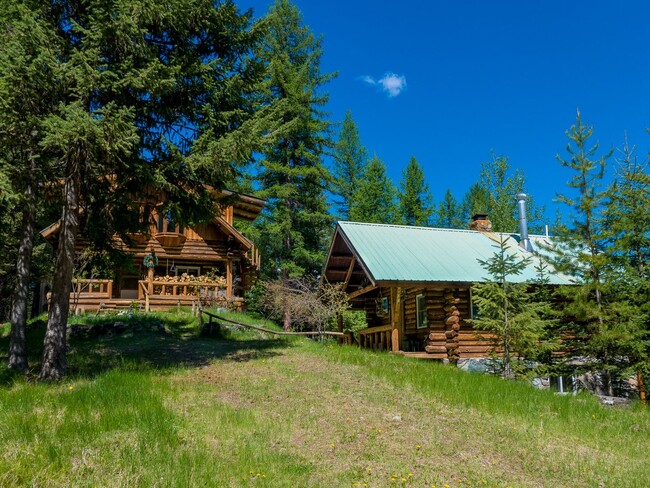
[
  {"x1": 416, "y1": 294, "x2": 427, "y2": 328},
  {"x1": 156, "y1": 210, "x2": 184, "y2": 234}
]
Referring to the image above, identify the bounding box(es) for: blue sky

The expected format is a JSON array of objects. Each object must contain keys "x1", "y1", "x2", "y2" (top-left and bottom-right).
[{"x1": 241, "y1": 0, "x2": 650, "y2": 225}]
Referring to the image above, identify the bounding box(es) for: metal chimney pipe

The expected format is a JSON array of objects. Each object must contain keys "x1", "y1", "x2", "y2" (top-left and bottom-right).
[{"x1": 515, "y1": 193, "x2": 533, "y2": 252}]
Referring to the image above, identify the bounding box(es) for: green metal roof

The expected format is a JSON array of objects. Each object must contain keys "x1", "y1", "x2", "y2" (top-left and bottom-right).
[{"x1": 337, "y1": 221, "x2": 575, "y2": 285}]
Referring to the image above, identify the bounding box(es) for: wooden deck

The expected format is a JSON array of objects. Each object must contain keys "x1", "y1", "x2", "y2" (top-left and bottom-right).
[{"x1": 67, "y1": 278, "x2": 245, "y2": 313}]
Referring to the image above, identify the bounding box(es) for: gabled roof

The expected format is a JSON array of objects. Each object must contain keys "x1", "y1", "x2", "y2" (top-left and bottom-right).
[{"x1": 323, "y1": 221, "x2": 575, "y2": 287}]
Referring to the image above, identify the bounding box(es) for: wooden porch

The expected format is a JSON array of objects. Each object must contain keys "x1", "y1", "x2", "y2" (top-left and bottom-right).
[{"x1": 68, "y1": 277, "x2": 244, "y2": 313}]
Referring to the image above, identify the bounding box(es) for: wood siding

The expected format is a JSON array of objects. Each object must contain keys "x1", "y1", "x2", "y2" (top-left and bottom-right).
[{"x1": 357, "y1": 284, "x2": 494, "y2": 360}]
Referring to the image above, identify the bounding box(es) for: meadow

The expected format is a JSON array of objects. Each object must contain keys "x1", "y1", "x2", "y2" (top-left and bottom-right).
[{"x1": 0, "y1": 311, "x2": 647, "y2": 487}]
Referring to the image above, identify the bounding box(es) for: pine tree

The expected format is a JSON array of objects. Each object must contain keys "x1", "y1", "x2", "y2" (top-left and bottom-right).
[
  {"x1": 253, "y1": 0, "x2": 334, "y2": 289},
  {"x1": 461, "y1": 182, "x2": 490, "y2": 225},
  {"x1": 332, "y1": 111, "x2": 367, "y2": 220},
  {"x1": 0, "y1": 1, "x2": 61, "y2": 371},
  {"x1": 553, "y1": 110, "x2": 617, "y2": 394},
  {"x1": 601, "y1": 139, "x2": 650, "y2": 402},
  {"x1": 1, "y1": 0, "x2": 266, "y2": 380},
  {"x1": 349, "y1": 155, "x2": 398, "y2": 224},
  {"x1": 472, "y1": 237, "x2": 551, "y2": 377},
  {"x1": 435, "y1": 188, "x2": 464, "y2": 229},
  {"x1": 397, "y1": 156, "x2": 434, "y2": 226},
  {"x1": 462, "y1": 155, "x2": 544, "y2": 233}
]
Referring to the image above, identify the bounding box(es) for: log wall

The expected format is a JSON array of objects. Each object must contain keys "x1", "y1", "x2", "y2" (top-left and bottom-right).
[{"x1": 401, "y1": 286, "x2": 492, "y2": 359}]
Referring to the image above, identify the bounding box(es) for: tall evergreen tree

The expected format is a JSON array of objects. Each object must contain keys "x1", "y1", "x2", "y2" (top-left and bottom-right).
[
  {"x1": 1, "y1": 0, "x2": 266, "y2": 380},
  {"x1": 435, "y1": 188, "x2": 464, "y2": 229},
  {"x1": 332, "y1": 111, "x2": 367, "y2": 220},
  {"x1": 553, "y1": 110, "x2": 617, "y2": 394},
  {"x1": 0, "y1": 2, "x2": 59, "y2": 371},
  {"x1": 472, "y1": 237, "x2": 552, "y2": 377},
  {"x1": 602, "y1": 139, "x2": 650, "y2": 402},
  {"x1": 397, "y1": 156, "x2": 434, "y2": 226},
  {"x1": 349, "y1": 155, "x2": 398, "y2": 224},
  {"x1": 253, "y1": 0, "x2": 334, "y2": 288}
]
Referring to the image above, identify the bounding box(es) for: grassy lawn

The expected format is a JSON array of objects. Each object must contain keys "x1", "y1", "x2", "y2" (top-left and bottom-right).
[{"x1": 1, "y1": 310, "x2": 648, "y2": 487}]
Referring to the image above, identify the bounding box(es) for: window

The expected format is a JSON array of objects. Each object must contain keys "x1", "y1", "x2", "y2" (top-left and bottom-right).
[
  {"x1": 176, "y1": 266, "x2": 200, "y2": 277},
  {"x1": 549, "y1": 375, "x2": 576, "y2": 395},
  {"x1": 416, "y1": 294, "x2": 427, "y2": 328},
  {"x1": 156, "y1": 210, "x2": 184, "y2": 234}
]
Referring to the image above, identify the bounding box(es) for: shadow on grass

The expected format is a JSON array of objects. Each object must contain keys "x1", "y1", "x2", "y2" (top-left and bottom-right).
[{"x1": 0, "y1": 313, "x2": 292, "y2": 385}]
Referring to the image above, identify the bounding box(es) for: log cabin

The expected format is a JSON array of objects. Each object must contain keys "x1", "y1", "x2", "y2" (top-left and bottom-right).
[
  {"x1": 40, "y1": 189, "x2": 265, "y2": 313},
  {"x1": 323, "y1": 212, "x2": 575, "y2": 362}
]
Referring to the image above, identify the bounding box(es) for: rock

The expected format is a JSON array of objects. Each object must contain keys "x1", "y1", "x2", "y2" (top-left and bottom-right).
[{"x1": 113, "y1": 321, "x2": 128, "y2": 334}]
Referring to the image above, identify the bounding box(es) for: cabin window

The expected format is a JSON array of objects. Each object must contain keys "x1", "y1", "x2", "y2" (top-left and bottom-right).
[
  {"x1": 416, "y1": 294, "x2": 427, "y2": 328},
  {"x1": 176, "y1": 266, "x2": 200, "y2": 278},
  {"x1": 549, "y1": 375, "x2": 576, "y2": 395},
  {"x1": 156, "y1": 210, "x2": 184, "y2": 234}
]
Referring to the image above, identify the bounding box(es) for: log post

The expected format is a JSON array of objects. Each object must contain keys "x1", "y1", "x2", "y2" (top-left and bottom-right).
[
  {"x1": 226, "y1": 259, "x2": 233, "y2": 300},
  {"x1": 443, "y1": 288, "x2": 461, "y2": 363},
  {"x1": 147, "y1": 267, "x2": 154, "y2": 297},
  {"x1": 391, "y1": 287, "x2": 404, "y2": 352}
]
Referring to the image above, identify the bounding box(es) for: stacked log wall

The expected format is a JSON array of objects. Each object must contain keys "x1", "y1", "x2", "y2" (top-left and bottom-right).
[
  {"x1": 356, "y1": 285, "x2": 495, "y2": 359},
  {"x1": 401, "y1": 286, "x2": 492, "y2": 359}
]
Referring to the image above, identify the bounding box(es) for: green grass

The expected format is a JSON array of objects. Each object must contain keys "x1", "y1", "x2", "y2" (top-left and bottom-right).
[{"x1": 1, "y1": 311, "x2": 648, "y2": 487}]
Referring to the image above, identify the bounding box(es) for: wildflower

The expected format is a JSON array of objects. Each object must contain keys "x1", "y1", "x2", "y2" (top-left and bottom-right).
[
  {"x1": 402, "y1": 478, "x2": 407, "y2": 482},
  {"x1": 376, "y1": 428, "x2": 382, "y2": 433},
  {"x1": 408, "y1": 473, "x2": 413, "y2": 477},
  {"x1": 415, "y1": 445, "x2": 421, "y2": 450},
  {"x1": 68, "y1": 385, "x2": 73, "y2": 391},
  {"x1": 367, "y1": 467, "x2": 372, "y2": 473}
]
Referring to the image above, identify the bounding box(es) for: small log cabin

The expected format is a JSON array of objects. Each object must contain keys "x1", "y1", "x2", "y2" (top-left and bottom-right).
[
  {"x1": 323, "y1": 217, "x2": 574, "y2": 361},
  {"x1": 40, "y1": 190, "x2": 265, "y2": 313}
]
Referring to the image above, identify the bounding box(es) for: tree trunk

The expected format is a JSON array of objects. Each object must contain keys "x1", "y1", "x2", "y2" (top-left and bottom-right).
[
  {"x1": 39, "y1": 170, "x2": 79, "y2": 381},
  {"x1": 8, "y1": 180, "x2": 36, "y2": 372}
]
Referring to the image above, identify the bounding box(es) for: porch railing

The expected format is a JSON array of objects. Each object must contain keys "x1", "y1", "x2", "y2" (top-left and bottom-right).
[
  {"x1": 358, "y1": 325, "x2": 393, "y2": 351},
  {"x1": 71, "y1": 279, "x2": 113, "y2": 298},
  {"x1": 137, "y1": 280, "x2": 226, "y2": 300}
]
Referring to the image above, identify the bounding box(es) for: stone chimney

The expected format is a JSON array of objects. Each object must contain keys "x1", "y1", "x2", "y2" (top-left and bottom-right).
[{"x1": 470, "y1": 213, "x2": 492, "y2": 232}]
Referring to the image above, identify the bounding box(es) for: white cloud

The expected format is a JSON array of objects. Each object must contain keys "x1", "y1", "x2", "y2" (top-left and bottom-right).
[{"x1": 360, "y1": 72, "x2": 407, "y2": 97}]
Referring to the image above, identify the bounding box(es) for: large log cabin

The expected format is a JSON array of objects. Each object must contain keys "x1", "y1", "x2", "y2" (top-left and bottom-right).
[
  {"x1": 323, "y1": 215, "x2": 574, "y2": 361},
  {"x1": 40, "y1": 190, "x2": 265, "y2": 313}
]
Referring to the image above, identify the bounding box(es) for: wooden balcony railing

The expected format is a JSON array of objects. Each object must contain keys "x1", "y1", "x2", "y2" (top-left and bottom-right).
[
  {"x1": 138, "y1": 279, "x2": 226, "y2": 300},
  {"x1": 71, "y1": 279, "x2": 113, "y2": 298},
  {"x1": 358, "y1": 325, "x2": 394, "y2": 351}
]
